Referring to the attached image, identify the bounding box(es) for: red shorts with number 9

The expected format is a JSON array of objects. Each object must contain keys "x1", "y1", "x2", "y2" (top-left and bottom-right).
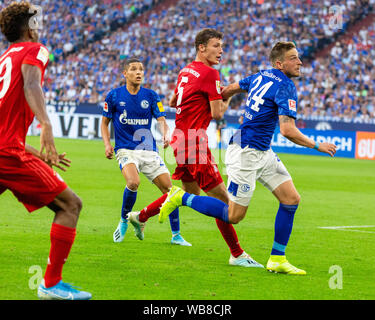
[{"x1": 0, "y1": 148, "x2": 68, "y2": 212}]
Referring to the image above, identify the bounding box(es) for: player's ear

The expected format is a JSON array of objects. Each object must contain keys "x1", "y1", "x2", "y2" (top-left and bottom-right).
[
  {"x1": 274, "y1": 59, "x2": 283, "y2": 70},
  {"x1": 25, "y1": 25, "x2": 38, "y2": 42},
  {"x1": 198, "y1": 43, "x2": 206, "y2": 53}
]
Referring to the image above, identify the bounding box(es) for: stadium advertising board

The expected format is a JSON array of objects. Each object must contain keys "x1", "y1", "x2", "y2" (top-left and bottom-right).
[
  {"x1": 28, "y1": 103, "x2": 375, "y2": 160},
  {"x1": 272, "y1": 128, "x2": 357, "y2": 159},
  {"x1": 355, "y1": 131, "x2": 375, "y2": 160}
]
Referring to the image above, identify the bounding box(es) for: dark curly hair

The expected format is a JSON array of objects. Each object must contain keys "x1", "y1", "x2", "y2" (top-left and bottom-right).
[{"x1": 0, "y1": 1, "x2": 36, "y2": 42}]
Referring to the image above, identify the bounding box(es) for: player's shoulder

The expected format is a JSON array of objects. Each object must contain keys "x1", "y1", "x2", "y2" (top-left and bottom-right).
[
  {"x1": 21, "y1": 42, "x2": 49, "y2": 68},
  {"x1": 25, "y1": 42, "x2": 47, "y2": 50},
  {"x1": 139, "y1": 87, "x2": 160, "y2": 100},
  {"x1": 198, "y1": 61, "x2": 219, "y2": 76},
  {"x1": 139, "y1": 86, "x2": 156, "y2": 95},
  {"x1": 262, "y1": 69, "x2": 294, "y2": 84},
  {"x1": 23, "y1": 42, "x2": 49, "y2": 56},
  {"x1": 106, "y1": 85, "x2": 124, "y2": 101},
  {"x1": 0, "y1": 42, "x2": 48, "y2": 59},
  {"x1": 260, "y1": 69, "x2": 296, "y2": 91},
  {"x1": 183, "y1": 61, "x2": 219, "y2": 78}
]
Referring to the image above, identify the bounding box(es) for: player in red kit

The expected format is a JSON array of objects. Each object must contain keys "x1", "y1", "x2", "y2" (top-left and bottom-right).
[
  {"x1": 0, "y1": 2, "x2": 91, "y2": 299},
  {"x1": 128, "y1": 29, "x2": 258, "y2": 267}
]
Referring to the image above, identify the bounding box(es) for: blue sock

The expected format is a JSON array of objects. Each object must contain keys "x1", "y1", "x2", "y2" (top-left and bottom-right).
[
  {"x1": 121, "y1": 187, "x2": 137, "y2": 220},
  {"x1": 271, "y1": 203, "x2": 298, "y2": 256},
  {"x1": 182, "y1": 193, "x2": 229, "y2": 223},
  {"x1": 169, "y1": 208, "x2": 180, "y2": 235}
]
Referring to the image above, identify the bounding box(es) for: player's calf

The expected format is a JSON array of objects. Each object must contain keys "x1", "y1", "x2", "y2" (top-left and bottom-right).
[{"x1": 49, "y1": 189, "x2": 82, "y2": 228}]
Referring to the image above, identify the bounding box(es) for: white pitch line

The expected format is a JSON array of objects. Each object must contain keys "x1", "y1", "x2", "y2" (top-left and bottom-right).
[{"x1": 318, "y1": 225, "x2": 375, "y2": 234}]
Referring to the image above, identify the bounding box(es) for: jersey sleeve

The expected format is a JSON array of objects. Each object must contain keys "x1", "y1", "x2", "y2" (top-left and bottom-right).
[
  {"x1": 22, "y1": 44, "x2": 49, "y2": 74},
  {"x1": 150, "y1": 90, "x2": 166, "y2": 119},
  {"x1": 103, "y1": 90, "x2": 116, "y2": 118},
  {"x1": 239, "y1": 75, "x2": 253, "y2": 92},
  {"x1": 202, "y1": 68, "x2": 222, "y2": 101},
  {"x1": 275, "y1": 81, "x2": 298, "y2": 119}
]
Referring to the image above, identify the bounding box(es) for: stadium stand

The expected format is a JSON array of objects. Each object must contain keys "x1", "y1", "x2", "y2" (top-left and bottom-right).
[{"x1": 0, "y1": 0, "x2": 374, "y2": 121}]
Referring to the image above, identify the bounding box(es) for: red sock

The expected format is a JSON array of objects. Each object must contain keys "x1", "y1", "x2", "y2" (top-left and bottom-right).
[
  {"x1": 44, "y1": 223, "x2": 76, "y2": 288},
  {"x1": 215, "y1": 219, "x2": 244, "y2": 258},
  {"x1": 139, "y1": 193, "x2": 168, "y2": 222}
]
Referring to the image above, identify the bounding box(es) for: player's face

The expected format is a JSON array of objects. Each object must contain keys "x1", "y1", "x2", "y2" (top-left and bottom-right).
[
  {"x1": 199, "y1": 38, "x2": 223, "y2": 66},
  {"x1": 278, "y1": 49, "x2": 302, "y2": 78},
  {"x1": 123, "y1": 62, "x2": 144, "y2": 86}
]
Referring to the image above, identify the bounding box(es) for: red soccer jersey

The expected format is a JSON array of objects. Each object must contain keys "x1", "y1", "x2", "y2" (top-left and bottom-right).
[
  {"x1": 171, "y1": 61, "x2": 222, "y2": 162},
  {"x1": 173, "y1": 61, "x2": 222, "y2": 133},
  {"x1": 0, "y1": 42, "x2": 49, "y2": 151}
]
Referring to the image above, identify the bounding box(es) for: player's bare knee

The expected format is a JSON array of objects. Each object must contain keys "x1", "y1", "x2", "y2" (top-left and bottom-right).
[
  {"x1": 126, "y1": 181, "x2": 139, "y2": 191},
  {"x1": 227, "y1": 211, "x2": 245, "y2": 224},
  {"x1": 160, "y1": 185, "x2": 171, "y2": 194},
  {"x1": 291, "y1": 192, "x2": 301, "y2": 205},
  {"x1": 228, "y1": 215, "x2": 244, "y2": 224},
  {"x1": 284, "y1": 192, "x2": 300, "y2": 206},
  {"x1": 67, "y1": 194, "x2": 82, "y2": 218}
]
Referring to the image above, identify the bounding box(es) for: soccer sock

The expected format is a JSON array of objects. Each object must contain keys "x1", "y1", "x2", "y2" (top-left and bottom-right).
[
  {"x1": 215, "y1": 219, "x2": 244, "y2": 258},
  {"x1": 44, "y1": 223, "x2": 76, "y2": 288},
  {"x1": 181, "y1": 193, "x2": 229, "y2": 223},
  {"x1": 121, "y1": 186, "x2": 137, "y2": 220},
  {"x1": 271, "y1": 203, "x2": 298, "y2": 256},
  {"x1": 139, "y1": 193, "x2": 168, "y2": 223},
  {"x1": 169, "y1": 208, "x2": 180, "y2": 235}
]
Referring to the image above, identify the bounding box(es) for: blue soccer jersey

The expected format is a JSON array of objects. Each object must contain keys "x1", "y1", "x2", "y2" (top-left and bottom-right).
[
  {"x1": 230, "y1": 68, "x2": 298, "y2": 151},
  {"x1": 103, "y1": 86, "x2": 166, "y2": 152}
]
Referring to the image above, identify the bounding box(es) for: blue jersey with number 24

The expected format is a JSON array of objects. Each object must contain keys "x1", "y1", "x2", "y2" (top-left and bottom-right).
[{"x1": 230, "y1": 68, "x2": 298, "y2": 151}]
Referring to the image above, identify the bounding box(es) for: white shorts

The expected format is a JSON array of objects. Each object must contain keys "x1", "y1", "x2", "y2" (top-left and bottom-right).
[
  {"x1": 116, "y1": 149, "x2": 170, "y2": 182},
  {"x1": 225, "y1": 143, "x2": 292, "y2": 207}
]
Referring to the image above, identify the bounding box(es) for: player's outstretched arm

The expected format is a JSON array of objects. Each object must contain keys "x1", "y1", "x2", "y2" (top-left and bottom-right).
[
  {"x1": 22, "y1": 64, "x2": 59, "y2": 166},
  {"x1": 156, "y1": 116, "x2": 170, "y2": 148},
  {"x1": 25, "y1": 144, "x2": 71, "y2": 171},
  {"x1": 210, "y1": 82, "x2": 245, "y2": 120},
  {"x1": 221, "y1": 82, "x2": 246, "y2": 100},
  {"x1": 279, "y1": 115, "x2": 337, "y2": 157},
  {"x1": 100, "y1": 116, "x2": 114, "y2": 159}
]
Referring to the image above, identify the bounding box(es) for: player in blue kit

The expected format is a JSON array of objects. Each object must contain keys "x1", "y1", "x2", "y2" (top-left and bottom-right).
[
  {"x1": 101, "y1": 58, "x2": 190, "y2": 246},
  {"x1": 158, "y1": 42, "x2": 337, "y2": 274}
]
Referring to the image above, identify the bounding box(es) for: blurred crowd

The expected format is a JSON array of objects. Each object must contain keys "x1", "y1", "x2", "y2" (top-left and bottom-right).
[
  {"x1": 297, "y1": 20, "x2": 375, "y2": 121},
  {"x1": 0, "y1": 0, "x2": 374, "y2": 121}
]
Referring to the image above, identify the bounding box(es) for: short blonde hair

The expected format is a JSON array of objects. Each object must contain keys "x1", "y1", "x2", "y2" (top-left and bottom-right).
[{"x1": 269, "y1": 41, "x2": 296, "y2": 66}]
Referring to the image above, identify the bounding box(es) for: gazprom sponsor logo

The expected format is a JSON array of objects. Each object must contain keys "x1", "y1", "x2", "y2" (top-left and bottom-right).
[
  {"x1": 119, "y1": 118, "x2": 149, "y2": 125},
  {"x1": 119, "y1": 109, "x2": 149, "y2": 125}
]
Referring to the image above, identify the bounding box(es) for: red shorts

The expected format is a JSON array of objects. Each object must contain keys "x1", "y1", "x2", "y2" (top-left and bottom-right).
[
  {"x1": 0, "y1": 149, "x2": 68, "y2": 212},
  {"x1": 171, "y1": 146, "x2": 223, "y2": 193}
]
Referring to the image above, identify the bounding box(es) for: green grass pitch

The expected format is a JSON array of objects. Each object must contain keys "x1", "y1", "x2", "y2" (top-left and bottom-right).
[{"x1": 0, "y1": 136, "x2": 374, "y2": 300}]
